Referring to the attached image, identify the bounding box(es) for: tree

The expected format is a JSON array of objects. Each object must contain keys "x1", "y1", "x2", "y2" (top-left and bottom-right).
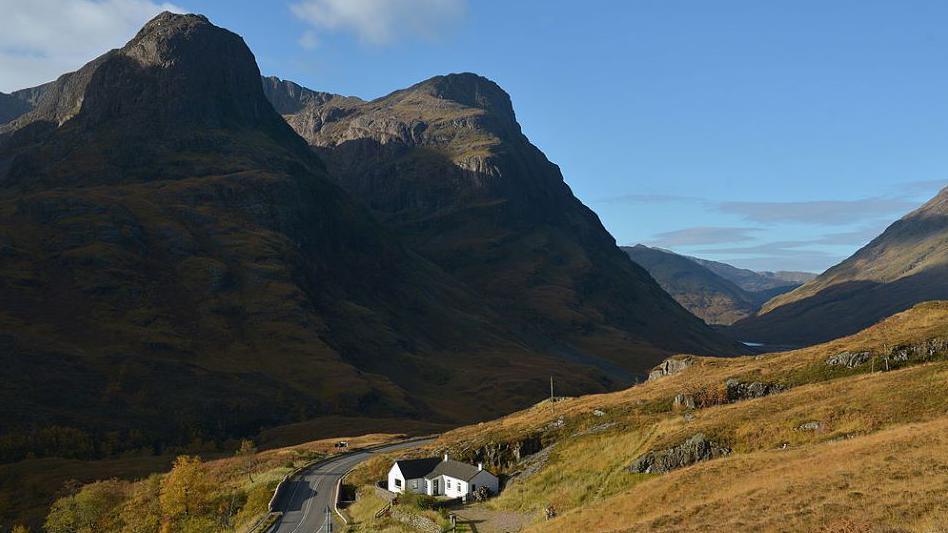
[
  {"x1": 160, "y1": 456, "x2": 213, "y2": 523},
  {"x1": 45, "y1": 479, "x2": 128, "y2": 533}
]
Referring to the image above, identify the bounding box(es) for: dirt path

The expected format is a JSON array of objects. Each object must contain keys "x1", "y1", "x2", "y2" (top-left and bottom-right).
[{"x1": 454, "y1": 505, "x2": 532, "y2": 533}]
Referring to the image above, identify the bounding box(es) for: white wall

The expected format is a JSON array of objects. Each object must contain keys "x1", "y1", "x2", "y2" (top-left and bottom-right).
[
  {"x1": 387, "y1": 464, "x2": 405, "y2": 493},
  {"x1": 441, "y1": 475, "x2": 468, "y2": 498},
  {"x1": 469, "y1": 470, "x2": 500, "y2": 495}
]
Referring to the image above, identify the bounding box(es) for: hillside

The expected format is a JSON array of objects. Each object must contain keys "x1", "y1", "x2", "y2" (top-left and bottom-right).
[
  {"x1": 0, "y1": 12, "x2": 643, "y2": 472},
  {"x1": 36, "y1": 301, "x2": 948, "y2": 532},
  {"x1": 395, "y1": 301, "x2": 948, "y2": 531},
  {"x1": 264, "y1": 74, "x2": 747, "y2": 369},
  {"x1": 622, "y1": 245, "x2": 802, "y2": 324},
  {"x1": 730, "y1": 187, "x2": 948, "y2": 345}
]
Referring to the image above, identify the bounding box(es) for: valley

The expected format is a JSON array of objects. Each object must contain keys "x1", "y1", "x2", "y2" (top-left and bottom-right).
[{"x1": 1, "y1": 6, "x2": 946, "y2": 533}]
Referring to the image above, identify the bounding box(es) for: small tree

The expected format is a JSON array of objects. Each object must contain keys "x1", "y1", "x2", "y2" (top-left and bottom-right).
[
  {"x1": 471, "y1": 486, "x2": 492, "y2": 502},
  {"x1": 160, "y1": 456, "x2": 213, "y2": 523}
]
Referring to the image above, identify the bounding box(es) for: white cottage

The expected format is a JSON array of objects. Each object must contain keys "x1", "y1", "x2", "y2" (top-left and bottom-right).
[{"x1": 387, "y1": 454, "x2": 499, "y2": 499}]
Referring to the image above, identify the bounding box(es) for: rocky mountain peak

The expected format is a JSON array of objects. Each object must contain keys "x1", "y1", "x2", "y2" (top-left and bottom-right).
[
  {"x1": 408, "y1": 72, "x2": 517, "y2": 121},
  {"x1": 261, "y1": 75, "x2": 340, "y2": 115}
]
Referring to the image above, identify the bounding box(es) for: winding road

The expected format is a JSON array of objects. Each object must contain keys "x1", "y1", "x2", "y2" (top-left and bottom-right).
[{"x1": 269, "y1": 437, "x2": 435, "y2": 533}]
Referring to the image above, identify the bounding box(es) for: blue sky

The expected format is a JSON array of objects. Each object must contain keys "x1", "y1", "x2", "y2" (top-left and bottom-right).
[{"x1": 3, "y1": 1, "x2": 946, "y2": 272}]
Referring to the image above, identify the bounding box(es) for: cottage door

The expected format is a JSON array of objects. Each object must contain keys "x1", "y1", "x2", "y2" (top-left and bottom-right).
[{"x1": 433, "y1": 479, "x2": 439, "y2": 495}]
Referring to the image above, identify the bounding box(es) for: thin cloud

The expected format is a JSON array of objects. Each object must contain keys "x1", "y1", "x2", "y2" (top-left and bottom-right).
[
  {"x1": 594, "y1": 192, "x2": 701, "y2": 205},
  {"x1": 648, "y1": 226, "x2": 760, "y2": 247},
  {"x1": 717, "y1": 197, "x2": 917, "y2": 225},
  {"x1": 0, "y1": 0, "x2": 183, "y2": 93},
  {"x1": 290, "y1": 0, "x2": 466, "y2": 46}
]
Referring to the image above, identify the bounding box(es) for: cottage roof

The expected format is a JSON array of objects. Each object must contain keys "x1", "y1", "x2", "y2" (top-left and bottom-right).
[
  {"x1": 424, "y1": 459, "x2": 485, "y2": 481},
  {"x1": 393, "y1": 458, "x2": 442, "y2": 479}
]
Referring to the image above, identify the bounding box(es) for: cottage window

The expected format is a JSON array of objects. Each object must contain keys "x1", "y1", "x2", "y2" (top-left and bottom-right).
[
  {"x1": 447, "y1": 479, "x2": 452, "y2": 488},
  {"x1": 395, "y1": 478, "x2": 402, "y2": 488}
]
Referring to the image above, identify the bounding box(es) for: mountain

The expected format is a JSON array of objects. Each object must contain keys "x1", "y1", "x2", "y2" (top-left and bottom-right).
[
  {"x1": 0, "y1": 13, "x2": 635, "y2": 463},
  {"x1": 729, "y1": 186, "x2": 948, "y2": 345},
  {"x1": 622, "y1": 245, "x2": 810, "y2": 324},
  {"x1": 688, "y1": 256, "x2": 815, "y2": 293},
  {"x1": 0, "y1": 13, "x2": 746, "y2": 466},
  {"x1": 263, "y1": 73, "x2": 748, "y2": 370},
  {"x1": 622, "y1": 245, "x2": 761, "y2": 324}
]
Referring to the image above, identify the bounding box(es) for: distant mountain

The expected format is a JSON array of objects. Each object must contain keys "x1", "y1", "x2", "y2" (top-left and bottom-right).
[
  {"x1": 264, "y1": 73, "x2": 748, "y2": 370},
  {"x1": 688, "y1": 256, "x2": 815, "y2": 293},
  {"x1": 622, "y1": 245, "x2": 807, "y2": 325},
  {"x1": 730, "y1": 186, "x2": 948, "y2": 345}
]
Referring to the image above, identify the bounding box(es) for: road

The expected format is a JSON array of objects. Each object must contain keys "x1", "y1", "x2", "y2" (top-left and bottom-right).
[{"x1": 269, "y1": 437, "x2": 435, "y2": 533}]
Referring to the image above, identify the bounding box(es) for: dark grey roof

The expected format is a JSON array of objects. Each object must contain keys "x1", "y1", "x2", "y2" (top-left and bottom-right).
[
  {"x1": 394, "y1": 458, "x2": 442, "y2": 479},
  {"x1": 424, "y1": 459, "x2": 488, "y2": 481}
]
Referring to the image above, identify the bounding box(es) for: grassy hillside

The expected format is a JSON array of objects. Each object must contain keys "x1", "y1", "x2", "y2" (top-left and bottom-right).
[{"x1": 417, "y1": 301, "x2": 948, "y2": 531}]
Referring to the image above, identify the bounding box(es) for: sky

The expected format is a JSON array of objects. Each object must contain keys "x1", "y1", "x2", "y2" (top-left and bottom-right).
[{"x1": 2, "y1": 0, "x2": 946, "y2": 273}]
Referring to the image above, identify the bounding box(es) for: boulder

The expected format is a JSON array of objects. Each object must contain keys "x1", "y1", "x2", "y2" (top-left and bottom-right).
[
  {"x1": 627, "y1": 433, "x2": 731, "y2": 474},
  {"x1": 825, "y1": 351, "x2": 871, "y2": 368},
  {"x1": 648, "y1": 356, "x2": 694, "y2": 381},
  {"x1": 724, "y1": 379, "x2": 785, "y2": 401},
  {"x1": 673, "y1": 393, "x2": 696, "y2": 410}
]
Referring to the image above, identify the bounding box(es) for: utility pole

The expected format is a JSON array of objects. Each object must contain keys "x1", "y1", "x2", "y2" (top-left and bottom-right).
[{"x1": 550, "y1": 376, "x2": 554, "y2": 402}]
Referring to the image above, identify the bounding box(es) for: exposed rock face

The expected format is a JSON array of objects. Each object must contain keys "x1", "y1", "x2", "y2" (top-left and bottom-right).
[
  {"x1": 825, "y1": 351, "x2": 871, "y2": 368},
  {"x1": 724, "y1": 379, "x2": 786, "y2": 401},
  {"x1": 673, "y1": 393, "x2": 696, "y2": 410},
  {"x1": 888, "y1": 338, "x2": 947, "y2": 361},
  {"x1": 730, "y1": 186, "x2": 948, "y2": 346},
  {"x1": 264, "y1": 74, "x2": 749, "y2": 376},
  {"x1": 260, "y1": 75, "x2": 336, "y2": 115},
  {"x1": 627, "y1": 433, "x2": 731, "y2": 474},
  {"x1": 648, "y1": 356, "x2": 695, "y2": 381}
]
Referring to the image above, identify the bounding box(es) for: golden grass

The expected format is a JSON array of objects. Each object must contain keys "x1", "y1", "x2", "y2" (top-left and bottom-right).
[{"x1": 533, "y1": 417, "x2": 948, "y2": 532}]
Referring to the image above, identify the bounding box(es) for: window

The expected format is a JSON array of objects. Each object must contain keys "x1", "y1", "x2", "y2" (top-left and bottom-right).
[
  {"x1": 472, "y1": 484, "x2": 477, "y2": 490},
  {"x1": 411, "y1": 480, "x2": 417, "y2": 489},
  {"x1": 447, "y1": 479, "x2": 452, "y2": 488},
  {"x1": 395, "y1": 478, "x2": 402, "y2": 488}
]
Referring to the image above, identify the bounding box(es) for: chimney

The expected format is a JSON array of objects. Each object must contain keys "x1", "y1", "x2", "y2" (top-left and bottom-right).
[
  {"x1": 443, "y1": 453, "x2": 448, "y2": 462},
  {"x1": 477, "y1": 462, "x2": 483, "y2": 471}
]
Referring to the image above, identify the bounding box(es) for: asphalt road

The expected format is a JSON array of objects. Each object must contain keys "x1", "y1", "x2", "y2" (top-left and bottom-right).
[{"x1": 269, "y1": 437, "x2": 435, "y2": 533}]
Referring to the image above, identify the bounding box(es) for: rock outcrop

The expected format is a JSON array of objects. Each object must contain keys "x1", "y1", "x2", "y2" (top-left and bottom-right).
[
  {"x1": 648, "y1": 356, "x2": 695, "y2": 381},
  {"x1": 627, "y1": 433, "x2": 731, "y2": 474},
  {"x1": 825, "y1": 351, "x2": 872, "y2": 368},
  {"x1": 724, "y1": 379, "x2": 786, "y2": 401}
]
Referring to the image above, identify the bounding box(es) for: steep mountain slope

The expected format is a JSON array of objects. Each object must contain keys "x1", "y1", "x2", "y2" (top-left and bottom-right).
[
  {"x1": 688, "y1": 256, "x2": 814, "y2": 293},
  {"x1": 0, "y1": 13, "x2": 624, "y2": 463},
  {"x1": 622, "y1": 245, "x2": 760, "y2": 324},
  {"x1": 265, "y1": 74, "x2": 747, "y2": 368},
  {"x1": 730, "y1": 186, "x2": 948, "y2": 345}
]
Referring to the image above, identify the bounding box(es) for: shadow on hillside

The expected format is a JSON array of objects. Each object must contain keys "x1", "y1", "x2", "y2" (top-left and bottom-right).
[{"x1": 726, "y1": 265, "x2": 948, "y2": 346}]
